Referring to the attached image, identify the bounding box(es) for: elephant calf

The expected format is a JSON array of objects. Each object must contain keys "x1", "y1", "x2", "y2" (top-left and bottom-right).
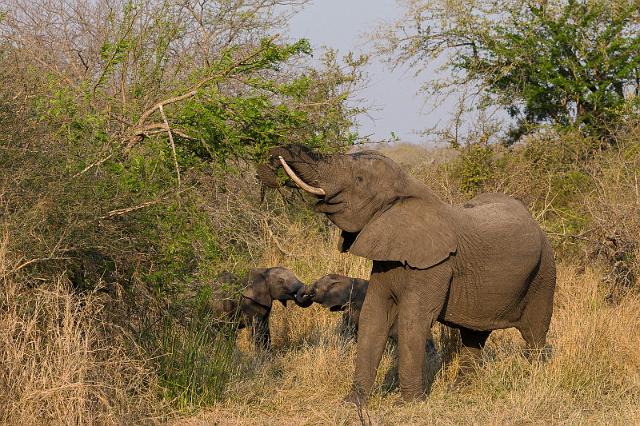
[
  {"x1": 295, "y1": 274, "x2": 368, "y2": 339},
  {"x1": 296, "y1": 274, "x2": 436, "y2": 355},
  {"x1": 210, "y1": 267, "x2": 306, "y2": 350}
]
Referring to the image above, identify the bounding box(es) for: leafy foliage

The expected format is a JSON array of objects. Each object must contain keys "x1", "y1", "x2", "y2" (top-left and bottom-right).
[
  {"x1": 380, "y1": 0, "x2": 640, "y2": 142},
  {"x1": 454, "y1": 143, "x2": 497, "y2": 195}
]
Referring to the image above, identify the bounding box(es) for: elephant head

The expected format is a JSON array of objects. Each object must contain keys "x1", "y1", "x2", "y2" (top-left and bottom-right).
[
  {"x1": 295, "y1": 274, "x2": 368, "y2": 312},
  {"x1": 257, "y1": 145, "x2": 457, "y2": 269},
  {"x1": 240, "y1": 267, "x2": 306, "y2": 310}
]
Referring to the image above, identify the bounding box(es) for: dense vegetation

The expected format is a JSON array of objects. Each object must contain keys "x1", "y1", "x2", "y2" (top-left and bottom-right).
[
  {"x1": 378, "y1": 0, "x2": 640, "y2": 143},
  {"x1": 0, "y1": 0, "x2": 363, "y2": 418},
  {"x1": 1, "y1": 0, "x2": 640, "y2": 424}
]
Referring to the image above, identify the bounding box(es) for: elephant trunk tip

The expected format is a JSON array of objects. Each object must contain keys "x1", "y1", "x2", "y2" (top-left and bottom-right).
[{"x1": 295, "y1": 285, "x2": 314, "y2": 308}]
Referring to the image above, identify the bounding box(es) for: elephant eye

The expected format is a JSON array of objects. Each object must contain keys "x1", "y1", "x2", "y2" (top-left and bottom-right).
[{"x1": 355, "y1": 175, "x2": 363, "y2": 184}]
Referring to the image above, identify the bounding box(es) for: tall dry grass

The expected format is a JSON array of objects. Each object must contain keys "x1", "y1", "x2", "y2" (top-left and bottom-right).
[
  {"x1": 0, "y1": 232, "x2": 164, "y2": 425},
  {"x1": 177, "y1": 226, "x2": 640, "y2": 425}
]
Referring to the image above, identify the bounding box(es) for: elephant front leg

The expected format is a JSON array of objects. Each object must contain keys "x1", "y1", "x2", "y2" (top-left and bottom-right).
[
  {"x1": 396, "y1": 261, "x2": 451, "y2": 401},
  {"x1": 251, "y1": 314, "x2": 271, "y2": 350},
  {"x1": 396, "y1": 299, "x2": 434, "y2": 401},
  {"x1": 345, "y1": 278, "x2": 396, "y2": 403}
]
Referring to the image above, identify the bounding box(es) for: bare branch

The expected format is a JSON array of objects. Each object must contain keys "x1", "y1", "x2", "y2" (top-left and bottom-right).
[{"x1": 159, "y1": 104, "x2": 181, "y2": 187}]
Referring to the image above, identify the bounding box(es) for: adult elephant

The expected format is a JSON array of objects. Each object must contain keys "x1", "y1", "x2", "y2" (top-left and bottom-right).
[{"x1": 257, "y1": 145, "x2": 556, "y2": 402}]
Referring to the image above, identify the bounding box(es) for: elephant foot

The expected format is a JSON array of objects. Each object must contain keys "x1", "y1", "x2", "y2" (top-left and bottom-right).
[
  {"x1": 523, "y1": 344, "x2": 552, "y2": 362},
  {"x1": 399, "y1": 391, "x2": 425, "y2": 404},
  {"x1": 342, "y1": 390, "x2": 367, "y2": 407}
]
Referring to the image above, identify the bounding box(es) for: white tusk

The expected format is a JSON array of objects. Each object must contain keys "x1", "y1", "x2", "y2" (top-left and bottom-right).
[{"x1": 278, "y1": 156, "x2": 326, "y2": 196}]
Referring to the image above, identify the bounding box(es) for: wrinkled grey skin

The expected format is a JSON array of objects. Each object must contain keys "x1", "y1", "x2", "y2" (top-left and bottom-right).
[
  {"x1": 211, "y1": 267, "x2": 306, "y2": 350},
  {"x1": 257, "y1": 145, "x2": 556, "y2": 402}
]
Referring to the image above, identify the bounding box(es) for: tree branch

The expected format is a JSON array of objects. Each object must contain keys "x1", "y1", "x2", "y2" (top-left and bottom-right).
[{"x1": 159, "y1": 104, "x2": 181, "y2": 187}]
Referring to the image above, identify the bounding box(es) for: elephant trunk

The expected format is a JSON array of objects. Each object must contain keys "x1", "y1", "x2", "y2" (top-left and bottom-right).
[
  {"x1": 295, "y1": 286, "x2": 314, "y2": 308},
  {"x1": 278, "y1": 156, "x2": 326, "y2": 196}
]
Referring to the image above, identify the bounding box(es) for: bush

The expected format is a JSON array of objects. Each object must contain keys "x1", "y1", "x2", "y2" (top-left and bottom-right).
[
  {"x1": 0, "y1": 0, "x2": 364, "y2": 415},
  {"x1": 425, "y1": 124, "x2": 640, "y2": 296}
]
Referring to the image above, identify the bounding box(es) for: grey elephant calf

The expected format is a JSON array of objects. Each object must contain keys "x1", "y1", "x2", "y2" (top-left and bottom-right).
[
  {"x1": 210, "y1": 267, "x2": 306, "y2": 350},
  {"x1": 295, "y1": 274, "x2": 368, "y2": 339},
  {"x1": 296, "y1": 274, "x2": 437, "y2": 355}
]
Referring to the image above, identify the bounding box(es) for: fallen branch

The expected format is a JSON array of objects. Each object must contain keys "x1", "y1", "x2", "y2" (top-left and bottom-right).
[{"x1": 99, "y1": 198, "x2": 165, "y2": 220}]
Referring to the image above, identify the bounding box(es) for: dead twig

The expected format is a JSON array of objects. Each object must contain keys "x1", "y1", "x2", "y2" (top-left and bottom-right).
[
  {"x1": 262, "y1": 219, "x2": 294, "y2": 257},
  {"x1": 98, "y1": 187, "x2": 193, "y2": 220},
  {"x1": 8, "y1": 257, "x2": 72, "y2": 276},
  {"x1": 99, "y1": 199, "x2": 165, "y2": 220},
  {"x1": 159, "y1": 104, "x2": 181, "y2": 187},
  {"x1": 546, "y1": 229, "x2": 596, "y2": 243},
  {"x1": 72, "y1": 152, "x2": 115, "y2": 178}
]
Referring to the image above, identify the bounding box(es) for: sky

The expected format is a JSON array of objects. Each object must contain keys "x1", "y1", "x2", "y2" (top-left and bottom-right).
[{"x1": 286, "y1": 0, "x2": 443, "y2": 144}]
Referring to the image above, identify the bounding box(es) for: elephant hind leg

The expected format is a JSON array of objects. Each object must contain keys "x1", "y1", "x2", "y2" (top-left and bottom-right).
[
  {"x1": 456, "y1": 327, "x2": 490, "y2": 382},
  {"x1": 518, "y1": 240, "x2": 556, "y2": 361}
]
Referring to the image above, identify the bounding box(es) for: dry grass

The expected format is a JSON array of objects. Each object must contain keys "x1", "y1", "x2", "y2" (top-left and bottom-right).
[
  {"x1": 0, "y1": 234, "x2": 164, "y2": 425},
  {"x1": 375, "y1": 143, "x2": 457, "y2": 168},
  {"x1": 3, "y1": 223, "x2": 640, "y2": 425},
  {"x1": 175, "y1": 228, "x2": 640, "y2": 425}
]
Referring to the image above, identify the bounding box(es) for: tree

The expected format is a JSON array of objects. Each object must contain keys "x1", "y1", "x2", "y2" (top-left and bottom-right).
[
  {"x1": 0, "y1": 0, "x2": 367, "y2": 407},
  {"x1": 378, "y1": 0, "x2": 640, "y2": 143}
]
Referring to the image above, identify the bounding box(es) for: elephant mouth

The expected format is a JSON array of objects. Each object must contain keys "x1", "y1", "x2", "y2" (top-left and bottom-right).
[
  {"x1": 315, "y1": 202, "x2": 345, "y2": 216},
  {"x1": 329, "y1": 304, "x2": 347, "y2": 312}
]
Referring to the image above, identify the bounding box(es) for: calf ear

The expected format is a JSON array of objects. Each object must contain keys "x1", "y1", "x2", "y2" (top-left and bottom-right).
[
  {"x1": 344, "y1": 198, "x2": 457, "y2": 269},
  {"x1": 242, "y1": 269, "x2": 272, "y2": 309}
]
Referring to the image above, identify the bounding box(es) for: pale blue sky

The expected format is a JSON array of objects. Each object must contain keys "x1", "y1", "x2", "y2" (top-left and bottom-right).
[{"x1": 287, "y1": 0, "x2": 442, "y2": 144}]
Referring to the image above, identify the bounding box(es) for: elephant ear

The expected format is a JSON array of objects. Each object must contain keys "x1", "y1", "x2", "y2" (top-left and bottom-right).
[
  {"x1": 241, "y1": 269, "x2": 272, "y2": 309},
  {"x1": 340, "y1": 199, "x2": 457, "y2": 269}
]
